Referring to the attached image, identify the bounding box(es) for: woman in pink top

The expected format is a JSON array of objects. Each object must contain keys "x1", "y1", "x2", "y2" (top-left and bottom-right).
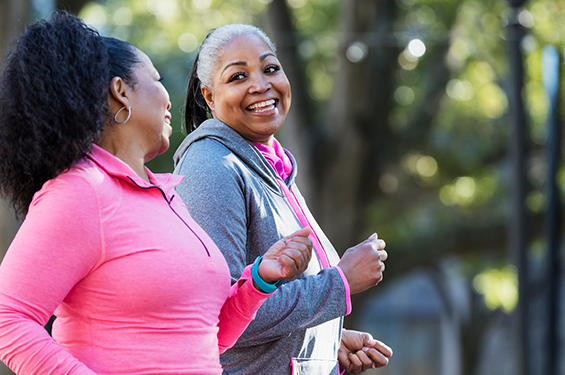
[{"x1": 0, "y1": 12, "x2": 312, "y2": 375}]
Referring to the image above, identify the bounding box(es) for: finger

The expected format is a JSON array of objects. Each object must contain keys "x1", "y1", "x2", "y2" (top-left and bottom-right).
[
  {"x1": 283, "y1": 227, "x2": 311, "y2": 243},
  {"x1": 365, "y1": 340, "x2": 393, "y2": 357},
  {"x1": 278, "y1": 248, "x2": 310, "y2": 275},
  {"x1": 280, "y1": 243, "x2": 311, "y2": 263},
  {"x1": 354, "y1": 350, "x2": 374, "y2": 372},
  {"x1": 284, "y1": 239, "x2": 312, "y2": 256},
  {"x1": 363, "y1": 347, "x2": 390, "y2": 367},
  {"x1": 285, "y1": 236, "x2": 313, "y2": 249},
  {"x1": 263, "y1": 233, "x2": 312, "y2": 261},
  {"x1": 277, "y1": 253, "x2": 300, "y2": 273},
  {"x1": 369, "y1": 239, "x2": 386, "y2": 251},
  {"x1": 352, "y1": 233, "x2": 378, "y2": 250},
  {"x1": 378, "y1": 249, "x2": 388, "y2": 261},
  {"x1": 363, "y1": 233, "x2": 378, "y2": 244},
  {"x1": 347, "y1": 352, "x2": 363, "y2": 369},
  {"x1": 337, "y1": 349, "x2": 352, "y2": 370},
  {"x1": 360, "y1": 332, "x2": 375, "y2": 346}
]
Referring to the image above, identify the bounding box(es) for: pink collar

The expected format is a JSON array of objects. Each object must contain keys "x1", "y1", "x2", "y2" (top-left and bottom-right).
[
  {"x1": 252, "y1": 139, "x2": 293, "y2": 181},
  {"x1": 86, "y1": 144, "x2": 184, "y2": 195}
]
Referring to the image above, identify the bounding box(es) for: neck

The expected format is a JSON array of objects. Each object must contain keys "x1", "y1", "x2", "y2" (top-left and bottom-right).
[
  {"x1": 96, "y1": 130, "x2": 150, "y2": 183},
  {"x1": 252, "y1": 135, "x2": 275, "y2": 147}
]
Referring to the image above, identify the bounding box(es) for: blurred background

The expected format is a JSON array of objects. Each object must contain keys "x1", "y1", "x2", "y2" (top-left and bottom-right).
[{"x1": 0, "y1": 0, "x2": 564, "y2": 374}]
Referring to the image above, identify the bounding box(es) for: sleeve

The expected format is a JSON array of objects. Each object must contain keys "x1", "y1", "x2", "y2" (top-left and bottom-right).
[
  {"x1": 0, "y1": 175, "x2": 102, "y2": 375},
  {"x1": 175, "y1": 141, "x2": 349, "y2": 347},
  {"x1": 216, "y1": 265, "x2": 273, "y2": 353}
]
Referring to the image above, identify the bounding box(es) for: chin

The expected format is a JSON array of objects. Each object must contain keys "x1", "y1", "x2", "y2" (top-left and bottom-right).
[
  {"x1": 157, "y1": 146, "x2": 169, "y2": 156},
  {"x1": 159, "y1": 141, "x2": 170, "y2": 155}
]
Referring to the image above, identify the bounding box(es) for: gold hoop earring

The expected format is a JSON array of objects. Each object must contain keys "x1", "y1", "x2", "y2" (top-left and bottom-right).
[{"x1": 113, "y1": 106, "x2": 132, "y2": 124}]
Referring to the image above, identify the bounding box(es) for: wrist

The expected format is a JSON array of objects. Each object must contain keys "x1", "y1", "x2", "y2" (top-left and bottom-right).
[
  {"x1": 257, "y1": 258, "x2": 277, "y2": 284},
  {"x1": 251, "y1": 256, "x2": 280, "y2": 293}
]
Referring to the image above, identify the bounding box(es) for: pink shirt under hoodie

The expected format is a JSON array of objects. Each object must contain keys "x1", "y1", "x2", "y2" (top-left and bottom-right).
[{"x1": 0, "y1": 145, "x2": 273, "y2": 375}]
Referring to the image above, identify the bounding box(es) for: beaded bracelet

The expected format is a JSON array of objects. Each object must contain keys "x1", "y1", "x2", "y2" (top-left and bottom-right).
[{"x1": 251, "y1": 256, "x2": 280, "y2": 293}]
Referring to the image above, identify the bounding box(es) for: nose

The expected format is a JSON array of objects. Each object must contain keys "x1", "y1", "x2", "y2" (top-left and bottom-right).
[
  {"x1": 166, "y1": 101, "x2": 171, "y2": 111},
  {"x1": 249, "y1": 74, "x2": 271, "y2": 94}
]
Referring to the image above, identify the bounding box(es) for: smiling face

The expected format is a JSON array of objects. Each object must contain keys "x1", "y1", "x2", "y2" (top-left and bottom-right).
[
  {"x1": 127, "y1": 50, "x2": 172, "y2": 160},
  {"x1": 201, "y1": 34, "x2": 292, "y2": 145}
]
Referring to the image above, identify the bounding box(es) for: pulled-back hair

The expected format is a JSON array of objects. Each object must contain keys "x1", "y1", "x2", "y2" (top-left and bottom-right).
[
  {"x1": 184, "y1": 24, "x2": 276, "y2": 134},
  {"x1": 0, "y1": 11, "x2": 139, "y2": 218}
]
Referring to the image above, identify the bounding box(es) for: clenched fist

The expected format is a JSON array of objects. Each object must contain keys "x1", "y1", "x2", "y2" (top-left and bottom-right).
[
  {"x1": 337, "y1": 233, "x2": 387, "y2": 294},
  {"x1": 257, "y1": 227, "x2": 313, "y2": 285}
]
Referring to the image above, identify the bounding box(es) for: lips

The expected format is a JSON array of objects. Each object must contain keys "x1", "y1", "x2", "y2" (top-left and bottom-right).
[{"x1": 246, "y1": 99, "x2": 277, "y2": 113}]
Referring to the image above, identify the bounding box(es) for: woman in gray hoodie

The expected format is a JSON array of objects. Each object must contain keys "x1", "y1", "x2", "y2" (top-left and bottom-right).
[{"x1": 173, "y1": 24, "x2": 392, "y2": 375}]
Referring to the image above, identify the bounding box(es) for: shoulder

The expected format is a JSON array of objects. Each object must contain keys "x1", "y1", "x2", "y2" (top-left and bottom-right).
[
  {"x1": 185, "y1": 138, "x2": 235, "y2": 164},
  {"x1": 29, "y1": 157, "x2": 118, "y2": 217},
  {"x1": 178, "y1": 139, "x2": 247, "y2": 182}
]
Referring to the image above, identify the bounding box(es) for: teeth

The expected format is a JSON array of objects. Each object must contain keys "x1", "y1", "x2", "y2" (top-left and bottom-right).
[
  {"x1": 165, "y1": 118, "x2": 171, "y2": 124},
  {"x1": 247, "y1": 99, "x2": 275, "y2": 110}
]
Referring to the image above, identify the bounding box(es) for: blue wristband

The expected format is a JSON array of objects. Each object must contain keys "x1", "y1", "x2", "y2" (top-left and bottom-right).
[{"x1": 251, "y1": 256, "x2": 279, "y2": 293}]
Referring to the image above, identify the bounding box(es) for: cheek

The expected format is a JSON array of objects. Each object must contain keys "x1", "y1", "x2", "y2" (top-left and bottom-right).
[
  {"x1": 217, "y1": 92, "x2": 243, "y2": 114},
  {"x1": 161, "y1": 89, "x2": 169, "y2": 104},
  {"x1": 277, "y1": 78, "x2": 292, "y2": 102},
  {"x1": 158, "y1": 86, "x2": 169, "y2": 105}
]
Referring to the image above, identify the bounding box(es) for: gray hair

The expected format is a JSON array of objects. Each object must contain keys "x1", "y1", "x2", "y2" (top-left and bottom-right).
[{"x1": 197, "y1": 24, "x2": 277, "y2": 89}]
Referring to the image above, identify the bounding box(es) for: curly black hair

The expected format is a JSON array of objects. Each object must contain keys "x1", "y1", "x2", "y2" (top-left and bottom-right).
[{"x1": 0, "y1": 12, "x2": 139, "y2": 218}]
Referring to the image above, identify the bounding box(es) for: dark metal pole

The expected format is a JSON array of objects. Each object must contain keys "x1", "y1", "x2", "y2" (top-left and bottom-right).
[
  {"x1": 505, "y1": 4, "x2": 529, "y2": 375},
  {"x1": 541, "y1": 45, "x2": 561, "y2": 375}
]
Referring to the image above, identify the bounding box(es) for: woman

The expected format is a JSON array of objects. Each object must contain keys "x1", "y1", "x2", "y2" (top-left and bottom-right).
[
  {"x1": 174, "y1": 24, "x2": 392, "y2": 375},
  {"x1": 0, "y1": 13, "x2": 312, "y2": 375}
]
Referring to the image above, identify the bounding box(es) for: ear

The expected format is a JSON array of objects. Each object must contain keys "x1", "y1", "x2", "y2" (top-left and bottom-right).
[
  {"x1": 201, "y1": 85, "x2": 215, "y2": 112},
  {"x1": 109, "y1": 76, "x2": 132, "y2": 110}
]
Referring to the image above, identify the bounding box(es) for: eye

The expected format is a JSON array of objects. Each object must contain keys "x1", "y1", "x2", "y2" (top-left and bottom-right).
[
  {"x1": 229, "y1": 72, "x2": 246, "y2": 82},
  {"x1": 265, "y1": 65, "x2": 281, "y2": 74},
  {"x1": 158, "y1": 77, "x2": 164, "y2": 82}
]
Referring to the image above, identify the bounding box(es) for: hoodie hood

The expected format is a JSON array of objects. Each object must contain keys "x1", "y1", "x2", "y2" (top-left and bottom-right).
[{"x1": 173, "y1": 119, "x2": 296, "y2": 191}]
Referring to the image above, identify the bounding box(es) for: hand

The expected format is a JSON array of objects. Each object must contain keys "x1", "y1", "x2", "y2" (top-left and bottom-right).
[
  {"x1": 337, "y1": 233, "x2": 387, "y2": 294},
  {"x1": 338, "y1": 329, "x2": 392, "y2": 374},
  {"x1": 258, "y1": 227, "x2": 312, "y2": 284}
]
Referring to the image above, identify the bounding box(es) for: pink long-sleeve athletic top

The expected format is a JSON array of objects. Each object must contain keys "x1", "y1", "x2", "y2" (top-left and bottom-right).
[{"x1": 0, "y1": 145, "x2": 272, "y2": 375}]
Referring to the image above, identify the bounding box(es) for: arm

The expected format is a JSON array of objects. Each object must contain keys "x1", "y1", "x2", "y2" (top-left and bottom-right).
[
  {"x1": 217, "y1": 228, "x2": 312, "y2": 353},
  {"x1": 217, "y1": 264, "x2": 272, "y2": 353},
  {"x1": 0, "y1": 176, "x2": 101, "y2": 375},
  {"x1": 176, "y1": 143, "x2": 349, "y2": 346}
]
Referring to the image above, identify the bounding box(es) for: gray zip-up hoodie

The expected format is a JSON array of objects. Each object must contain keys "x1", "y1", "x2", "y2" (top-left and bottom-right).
[{"x1": 173, "y1": 119, "x2": 349, "y2": 375}]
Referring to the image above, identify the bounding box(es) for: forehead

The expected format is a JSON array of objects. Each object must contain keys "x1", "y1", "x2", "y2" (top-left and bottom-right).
[{"x1": 217, "y1": 34, "x2": 275, "y2": 66}]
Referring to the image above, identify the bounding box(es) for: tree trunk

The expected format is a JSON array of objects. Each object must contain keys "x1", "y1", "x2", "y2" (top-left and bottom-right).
[
  {"x1": 267, "y1": 0, "x2": 316, "y2": 203},
  {"x1": 0, "y1": 0, "x2": 30, "y2": 55},
  {"x1": 317, "y1": 0, "x2": 392, "y2": 253}
]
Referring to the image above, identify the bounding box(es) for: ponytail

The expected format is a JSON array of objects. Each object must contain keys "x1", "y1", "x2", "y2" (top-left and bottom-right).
[
  {"x1": 184, "y1": 53, "x2": 210, "y2": 134},
  {"x1": 0, "y1": 12, "x2": 111, "y2": 218}
]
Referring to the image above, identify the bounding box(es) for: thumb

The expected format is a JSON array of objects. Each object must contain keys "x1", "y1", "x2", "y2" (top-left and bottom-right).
[
  {"x1": 361, "y1": 333, "x2": 376, "y2": 346},
  {"x1": 359, "y1": 233, "x2": 378, "y2": 245},
  {"x1": 283, "y1": 227, "x2": 312, "y2": 243}
]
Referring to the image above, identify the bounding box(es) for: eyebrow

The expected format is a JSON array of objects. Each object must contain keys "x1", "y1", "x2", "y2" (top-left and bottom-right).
[{"x1": 221, "y1": 52, "x2": 277, "y2": 74}]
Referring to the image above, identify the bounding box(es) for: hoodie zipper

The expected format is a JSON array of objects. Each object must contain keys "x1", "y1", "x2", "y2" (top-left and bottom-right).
[{"x1": 128, "y1": 176, "x2": 210, "y2": 257}]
